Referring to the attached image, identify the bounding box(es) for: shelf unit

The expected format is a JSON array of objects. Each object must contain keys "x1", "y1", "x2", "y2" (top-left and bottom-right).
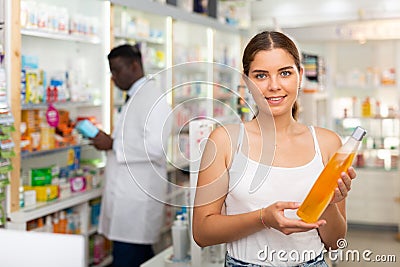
[
  {"x1": 111, "y1": 0, "x2": 247, "y2": 169},
  {"x1": 21, "y1": 28, "x2": 101, "y2": 44},
  {"x1": 335, "y1": 117, "x2": 399, "y2": 225},
  {"x1": 298, "y1": 91, "x2": 329, "y2": 128},
  {"x1": 20, "y1": 142, "x2": 90, "y2": 159},
  {"x1": 4, "y1": 0, "x2": 111, "y2": 266},
  {"x1": 16, "y1": 0, "x2": 110, "y2": 200},
  {"x1": 285, "y1": 25, "x2": 400, "y2": 230},
  {"x1": 7, "y1": 188, "x2": 104, "y2": 266},
  {"x1": 22, "y1": 101, "x2": 102, "y2": 110},
  {"x1": 8, "y1": 187, "x2": 102, "y2": 228},
  {"x1": 110, "y1": 3, "x2": 172, "y2": 137},
  {"x1": 112, "y1": 5, "x2": 169, "y2": 76},
  {"x1": 6, "y1": 0, "x2": 111, "y2": 214},
  {"x1": 0, "y1": 0, "x2": 10, "y2": 228}
]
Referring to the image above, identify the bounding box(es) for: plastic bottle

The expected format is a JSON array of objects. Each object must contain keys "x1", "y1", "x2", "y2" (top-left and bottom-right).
[
  {"x1": 59, "y1": 211, "x2": 68, "y2": 234},
  {"x1": 361, "y1": 97, "x2": 372, "y2": 117},
  {"x1": 44, "y1": 215, "x2": 53, "y2": 232},
  {"x1": 297, "y1": 126, "x2": 367, "y2": 223},
  {"x1": 351, "y1": 96, "x2": 360, "y2": 117},
  {"x1": 19, "y1": 178, "x2": 25, "y2": 208},
  {"x1": 53, "y1": 214, "x2": 60, "y2": 233},
  {"x1": 37, "y1": 217, "x2": 44, "y2": 229},
  {"x1": 93, "y1": 234, "x2": 105, "y2": 265},
  {"x1": 375, "y1": 101, "x2": 381, "y2": 118},
  {"x1": 171, "y1": 214, "x2": 189, "y2": 261}
]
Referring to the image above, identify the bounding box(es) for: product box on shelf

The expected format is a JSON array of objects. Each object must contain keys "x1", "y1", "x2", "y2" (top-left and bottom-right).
[
  {"x1": 24, "y1": 185, "x2": 58, "y2": 202},
  {"x1": 69, "y1": 176, "x2": 86, "y2": 193},
  {"x1": 30, "y1": 165, "x2": 55, "y2": 186},
  {"x1": 89, "y1": 197, "x2": 101, "y2": 226},
  {"x1": 58, "y1": 179, "x2": 71, "y2": 199},
  {"x1": 23, "y1": 190, "x2": 36, "y2": 207}
]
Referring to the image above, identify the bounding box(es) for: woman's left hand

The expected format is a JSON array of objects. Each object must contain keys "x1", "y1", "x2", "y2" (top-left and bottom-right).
[{"x1": 330, "y1": 166, "x2": 357, "y2": 204}]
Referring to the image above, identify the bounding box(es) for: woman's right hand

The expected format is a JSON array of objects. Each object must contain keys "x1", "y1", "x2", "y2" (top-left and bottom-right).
[{"x1": 262, "y1": 202, "x2": 326, "y2": 235}]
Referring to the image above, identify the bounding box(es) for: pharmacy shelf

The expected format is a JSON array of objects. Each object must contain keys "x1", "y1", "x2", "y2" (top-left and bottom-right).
[
  {"x1": 9, "y1": 187, "x2": 103, "y2": 224},
  {"x1": 112, "y1": 0, "x2": 244, "y2": 35},
  {"x1": 87, "y1": 225, "x2": 98, "y2": 236},
  {"x1": 114, "y1": 32, "x2": 165, "y2": 45},
  {"x1": 21, "y1": 28, "x2": 101, "y2": 44},
  {"x1": 356, "y1": 166, "x2": 398, "y2": 172},
  {"x1": 21, "y1": 141, "x2": 92, "y2": 159},
  {"x1": 22, "y1": 101, "x2": 102, "y2": 110}
]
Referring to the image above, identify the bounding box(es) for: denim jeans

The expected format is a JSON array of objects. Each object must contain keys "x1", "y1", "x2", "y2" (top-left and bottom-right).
[{"x1": 225, "y1": 252, "x2": 328, "y2": 267}]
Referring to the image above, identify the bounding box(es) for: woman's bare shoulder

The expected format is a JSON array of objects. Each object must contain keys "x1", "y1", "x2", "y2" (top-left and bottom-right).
[
  {"x1": 209, "y1": 123, "x2": 241, "y2": 142},
  {"x1": 314, "y1": 127, "x2": 341, "y2": 141},
  {"x1": 206, "y1": 123, "x2": 242, "y2": 159},
  {"x1": 314, "y1": 126, "x2": 343, "y2": 156}
]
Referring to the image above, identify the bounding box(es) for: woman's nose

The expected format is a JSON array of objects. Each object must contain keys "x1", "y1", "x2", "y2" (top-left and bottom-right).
[{"x1": 268, "y1": 76, "x2": 280, "y2": 91}]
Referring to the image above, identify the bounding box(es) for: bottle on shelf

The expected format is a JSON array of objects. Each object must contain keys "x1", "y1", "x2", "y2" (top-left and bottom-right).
[
  {"x1": 44, "y1": 215, "x2": 53, "y2": 233},
  {"x1": 59, "y1": 210, "x2": 68, "y2": 234},
  {"x1": 361, "y1": 97, "x2": 372, "y2": 117},
  {"x1": 171, "y1": 214, "x2": 189, "y2": 261},
  {"x1": 297, "y1": 126, "x2": 367, "y2": 223},
  {"x1": 19, "y1": 178, "x2": 25, "y2": 208},
  {"x1": 53, "y1": 213, "x2": 60, "y2": 233},
  {"x1": 37, "y1": 217, "x2": 44, "y2": 229},
  {"x1": 375, "y1": 101, "x2": 381, "y2": 118},
  {"x1": 351, "y1": 96, "x2": 360, "y2": 117}
]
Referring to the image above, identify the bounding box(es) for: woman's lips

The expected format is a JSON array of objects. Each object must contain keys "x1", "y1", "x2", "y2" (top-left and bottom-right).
[{"x1": 265, "y1": 95, "x2": 286, "y2": 105}]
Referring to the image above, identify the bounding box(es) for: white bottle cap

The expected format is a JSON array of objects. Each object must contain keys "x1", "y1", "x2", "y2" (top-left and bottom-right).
[
  {"x1": 60, "y1": 211, "x2": 66, "y2": 220},
  {"x1": 174, "y1": 215, "x2": 184, "y2": 226},
  {"x1": 352, "y1": 126, "x2": 367, "y2": 141}
]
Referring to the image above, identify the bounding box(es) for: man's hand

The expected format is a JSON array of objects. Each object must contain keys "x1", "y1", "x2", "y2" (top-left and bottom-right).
[{"x1": 90, "y1": 130, "x2": 113, "y2": 151}]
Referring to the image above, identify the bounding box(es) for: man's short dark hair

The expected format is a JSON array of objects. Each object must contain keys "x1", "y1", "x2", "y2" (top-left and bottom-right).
[{"x1": 108, "y1": 44, "x2": 143, "y2": 68}]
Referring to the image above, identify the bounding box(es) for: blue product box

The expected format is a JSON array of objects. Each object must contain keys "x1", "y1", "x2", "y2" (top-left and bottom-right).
[
  {"x1": 76, "y1": 120, "x2": 99, "y2": 138},
  {"x1": 91, "y1": 202, "x2": 101, "y2": 226},
  {"x1": 21, "y1": 55, "x2": 39, "y2": 69}
]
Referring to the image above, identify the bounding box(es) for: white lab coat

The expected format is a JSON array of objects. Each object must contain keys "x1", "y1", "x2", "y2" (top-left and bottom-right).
[{"x1": 98, "y1": 77, "x2": 172, "y2": 244}]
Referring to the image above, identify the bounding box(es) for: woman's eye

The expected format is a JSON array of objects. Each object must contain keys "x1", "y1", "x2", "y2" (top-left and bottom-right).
[
  {"x1": 255, "y1": 73, "x2": 266, "y2": 79},
  {"x1": 281, "y1": 71, "x2": 291, "y2": 77}
]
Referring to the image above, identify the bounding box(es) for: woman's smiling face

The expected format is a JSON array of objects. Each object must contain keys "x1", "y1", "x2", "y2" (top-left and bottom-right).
[{"x1": 247, "y1": 48, "x2": 303, "y2": 118}]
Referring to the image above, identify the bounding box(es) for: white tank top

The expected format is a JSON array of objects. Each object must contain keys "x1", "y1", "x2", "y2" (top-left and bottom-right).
[{"x1": 225, "y1": 124, "x2": 325, "y2": 266}]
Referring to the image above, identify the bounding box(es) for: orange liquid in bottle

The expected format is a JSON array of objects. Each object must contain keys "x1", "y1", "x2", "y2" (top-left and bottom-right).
[{"x1": 297, "y1": 152, "x2": 356, "y2": 223}]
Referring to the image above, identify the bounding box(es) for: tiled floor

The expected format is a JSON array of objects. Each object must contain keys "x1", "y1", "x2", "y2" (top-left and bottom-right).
[{"x1": 328, "y1": 227, "x2": 400, "y2": 267}]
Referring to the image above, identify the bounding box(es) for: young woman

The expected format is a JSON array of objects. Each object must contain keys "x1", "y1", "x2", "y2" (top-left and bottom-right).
[{"x1": 192, "y1": 31, "x2": 356, "y2": 266}]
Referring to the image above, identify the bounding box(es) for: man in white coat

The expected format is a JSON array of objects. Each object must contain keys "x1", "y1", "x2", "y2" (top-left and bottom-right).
[{"x1": 92, "y1": 44, "x2": 171, "y2": 267}]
